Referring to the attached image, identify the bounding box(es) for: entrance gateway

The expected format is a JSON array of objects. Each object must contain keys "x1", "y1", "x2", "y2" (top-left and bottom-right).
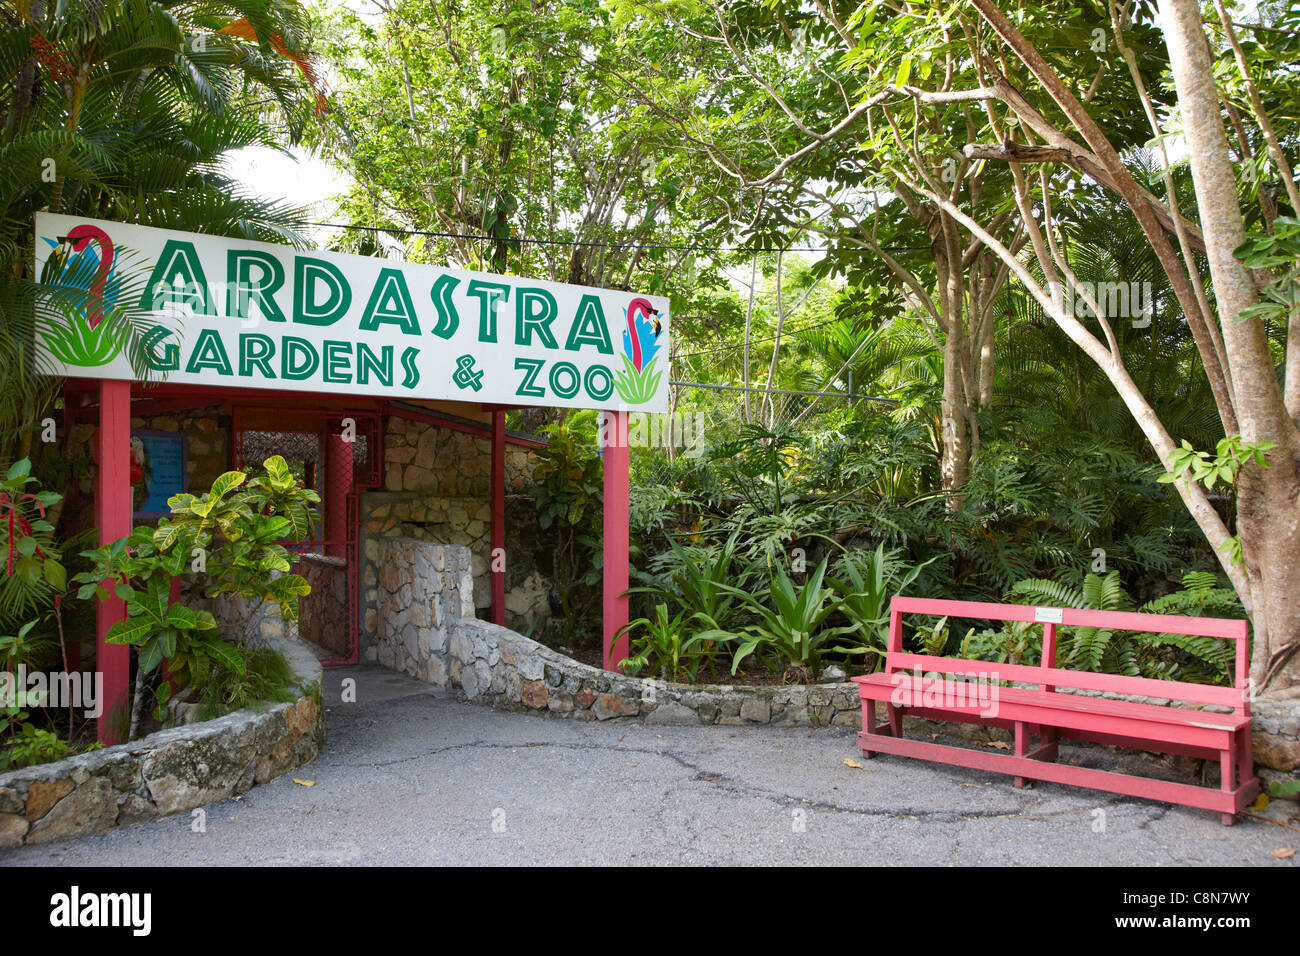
[{"x1": 35, "y1": 213, "x2": 671, "y2": 743}]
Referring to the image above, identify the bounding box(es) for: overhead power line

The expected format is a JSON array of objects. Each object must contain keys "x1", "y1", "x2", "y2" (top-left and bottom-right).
[{"x1": 307, "y1": 219, "x2": 925, "y2": 255}]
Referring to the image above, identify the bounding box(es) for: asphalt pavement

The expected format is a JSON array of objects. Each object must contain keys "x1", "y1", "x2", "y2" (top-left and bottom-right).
[{"x1": 4, "y1": 665, "x2": 1297, "y2": 866}]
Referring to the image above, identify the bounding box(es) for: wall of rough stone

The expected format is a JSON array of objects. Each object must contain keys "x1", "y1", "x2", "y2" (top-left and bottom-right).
[
  {"x1": 298, "y1": 554, "x2": 349, "y2": 656},
  {"x1": 373, "y1": 538, "x2": 864, "y2": 727},
  {"x1": 0, "y1": 636, "x2": 323, "y2": 848},
  {"x1": 61, "y1": 402, "x2": 554, "y2": 660},
  {"x1": 357, "y1": 413, "x2": 552, "y2": 662}
]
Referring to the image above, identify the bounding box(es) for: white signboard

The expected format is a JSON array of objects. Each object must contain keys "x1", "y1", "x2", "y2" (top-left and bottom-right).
[{"x1": 33, "y1": 213, "x2": 671, "y2": 412}]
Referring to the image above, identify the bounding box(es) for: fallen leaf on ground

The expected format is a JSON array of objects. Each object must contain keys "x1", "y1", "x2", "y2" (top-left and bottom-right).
[
  {"x1": 988, "y1": 741, "x2": 1010, "y2": 750},
  {"x1": 292, "y1": 778, "x2": 315, "y2": 787},
  {"x1": 1274, "y1": 847, "x2": 1296, "y2": 859},
  {"x1": 843, "y1": 758, "x2": 865, "y2": 770},
  {"x1": 1254, "y1": 794, "x2": 1270, "y2": 811}
]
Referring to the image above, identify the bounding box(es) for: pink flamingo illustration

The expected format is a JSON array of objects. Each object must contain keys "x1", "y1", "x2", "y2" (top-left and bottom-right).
[
  {"x1": 56, "y1": 224, "x2": 114, "y2": 328},
  {"x1": 625, "y1": 297, "x2": 659, "y2": 371}
]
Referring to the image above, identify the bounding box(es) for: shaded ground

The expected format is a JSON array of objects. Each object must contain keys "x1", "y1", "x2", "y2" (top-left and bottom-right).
[{"x1": 3, "y1": 665, "x2": 1297, "y2": 866}]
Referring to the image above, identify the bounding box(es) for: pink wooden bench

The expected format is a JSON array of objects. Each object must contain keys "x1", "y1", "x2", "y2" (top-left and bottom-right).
[{"x1": 852, "y1": 597, "x2": 1258, "y2": 825}]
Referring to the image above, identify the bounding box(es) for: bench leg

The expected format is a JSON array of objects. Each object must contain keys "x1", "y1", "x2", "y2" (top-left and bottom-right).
[
  {"x1": 1014, "y1": 721, "x2": 1028, "y2": 789},
  {"x1": 1220, "y1": 744, "x2": 1236, "y2": 826},
  {"x1": 883, "y1": 702, "x2": 904, "y2": 738},
  {"x1": 860, "y1": 699, "x2": 876, "y2": 759}
]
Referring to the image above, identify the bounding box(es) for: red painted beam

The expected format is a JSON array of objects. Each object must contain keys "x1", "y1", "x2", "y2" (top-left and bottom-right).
[
  {"x1": 94, "y1": 379, "x2": 132, "y2": 744},
  {"x1": 490, "y1": 409, "x2": 506, "y2": 626},
  {"x1": 601, "y1": 410, "x2": 630, "y2": 671}
]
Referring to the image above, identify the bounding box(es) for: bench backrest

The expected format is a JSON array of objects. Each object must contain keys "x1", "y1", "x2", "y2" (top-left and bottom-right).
[{"x1": 885, "y1": 596, "x2": 1250, "y2": 715}]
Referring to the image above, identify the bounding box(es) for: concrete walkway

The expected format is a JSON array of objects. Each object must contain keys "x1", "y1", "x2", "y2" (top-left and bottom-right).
[{"x1": 3, "y1": 665, "x2": 1297, "y2": 866}]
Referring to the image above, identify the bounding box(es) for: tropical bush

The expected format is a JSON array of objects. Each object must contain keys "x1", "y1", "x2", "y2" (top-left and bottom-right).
[
  {"x1": 531, "y1": 410, "x2": 604, "y2": 647},
  {"x1": 725, "y1": 556, "x2": 864, "y2": 682},
  {"x1": 73, "y1": 455, "x2": 319, "y2": 733}
]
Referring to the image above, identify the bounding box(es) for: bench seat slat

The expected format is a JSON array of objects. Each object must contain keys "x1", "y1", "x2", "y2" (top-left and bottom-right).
[
  {"x1": 882, "y1": 651, "x2": 1245, "y2": 710},
  {"x1": 856, "y1": 731, "x2": 1259, "y2": 814}
]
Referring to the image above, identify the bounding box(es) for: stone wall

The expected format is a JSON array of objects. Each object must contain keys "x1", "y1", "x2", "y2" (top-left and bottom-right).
[
  {"x1": 357, "y1": 413, "x2": 552, "y2": 662},
  {"x1": 374, "y1": 538, "x2": 1300, "y2": 796},
  {"x1": 63, "y1": 403, "x2": 230, "y2": 509},
  {"x1": 0, "y1": 637, "x2": 324, "y2": 848},
  {"x1": 298, "y1": 554, "x2": 349, "y2": 656},
  {"x1": 373, "y1": 538, "x2": 864, "y2": 727}
]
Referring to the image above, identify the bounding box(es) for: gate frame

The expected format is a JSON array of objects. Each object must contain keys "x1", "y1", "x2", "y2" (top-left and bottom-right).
[{"x1": 76, "y1": 378, "x2": 631, "y2": 742}]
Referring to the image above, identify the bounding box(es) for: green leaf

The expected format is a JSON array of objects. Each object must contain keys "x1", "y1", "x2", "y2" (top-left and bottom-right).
[
  {"x1": 209, "y1": 471, "x2": 247, "y2": 499},
  {"x1": 105, "y1": 616, "x2": 155, "y2": 646},
  {"x1": 42, "y1": 559, "x2": 66, "y2": 591}
]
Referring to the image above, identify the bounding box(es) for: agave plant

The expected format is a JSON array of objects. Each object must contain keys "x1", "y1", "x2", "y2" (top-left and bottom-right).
[
  {"x1": 726, "y1": 555, "x2": 864, "y2": 682},
  {"x1": 828, "y1": 544, "x2": 938, "y2": 668},
  {"x1": 617, "y1": 603, "x2": 728, "y2": 683}
]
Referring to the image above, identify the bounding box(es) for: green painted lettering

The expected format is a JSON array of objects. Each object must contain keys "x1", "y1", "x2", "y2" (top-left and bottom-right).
[
  {"x1": 514, "y1": 357, "x2": 546, "y2": 398},
  {"x1": 357, "y1": 343, "x2": 393, "y2": 387},
  {"x1": 239, "y1": 333, "x2": 276, "y2": 377},
  {"x1": 466, "y1": 279, "x2": 510, "y2": 343},
  {"x1": 566, "y1": 295, "x2": 613, "y2": 353},
  {"x1": 281, "y1": 336, "x2": 319, "y2": 380},
  {"x1": 185, "y1": 328, "x2": 233, "y2": 375},
  {"x1": 515, "y1": 287, "x2": 559, "y2": 348},
  {"x1": 359, "y1": 268, "x2": 420, "y2": 335},
  {"x1": 227, "y1": 250, "x2": 286, "y2": 322},
  {"x1": 293, "y1": 257, "x2": 351, "y2": 326},
  {"x1": 141, "y1": 240, "x2": 214, "y2": 314},
  {"x1": 322, "y1": 340, "x2": 352, "y2": 384},
  {"x1": 429, "y1": 274, "x2": 461, "y2": 340},
  {"x1": 142, "y1": 325, "x2": 179, "y2": 371}
]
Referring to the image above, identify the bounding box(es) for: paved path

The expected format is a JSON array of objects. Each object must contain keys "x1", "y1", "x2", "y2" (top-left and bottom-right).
[{"x1": 4, "y1": 666, "x2": 1297, "y2": 866}]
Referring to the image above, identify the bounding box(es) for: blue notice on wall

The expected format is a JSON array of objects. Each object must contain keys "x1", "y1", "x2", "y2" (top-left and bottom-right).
[{"x1": 132, "y1": 430, "x2": 186, "y2": 517}]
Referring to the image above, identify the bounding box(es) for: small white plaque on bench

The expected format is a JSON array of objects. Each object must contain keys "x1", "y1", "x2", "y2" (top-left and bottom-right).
[{"x1": 1034, "y1": 607, "x2": 1064, "y2": 624}]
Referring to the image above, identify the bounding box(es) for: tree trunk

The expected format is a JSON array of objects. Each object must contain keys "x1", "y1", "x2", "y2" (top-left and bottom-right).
[{"x1": 1160, "y1": 0, "x2": 1300, "y2": 695}]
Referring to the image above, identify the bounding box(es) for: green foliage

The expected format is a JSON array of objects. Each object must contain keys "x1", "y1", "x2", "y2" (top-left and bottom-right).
[
  {"x1": 0, "y1": 459, "x2": 67, "y2": 626},
  {"x1": 195, "y1": 645, "x2": 296, "y2": 720},
  {"x1": 1003, "y1": 571, "x2": 1243, "y2": 683},
  {"x1": 532, "y1": 411, "x2": 604, "y2": 646},
  {"x1": 726, "y1": 556, "x2": 863, "y2": 681},
  {"x1": 0, "y1": 619, "x2": 70, "y2": 770},
  {"x1": 72, "y1": 456, "x2": 318, "y2": 691},
  {"x1": 0, "y1": 1, "x2": 319, "y2": 452},
  {"x1": 629, "y1": 529, "x2": 753, "y2": 636},
  {"x1": 617, "y1": 604, "x2": 726, "y2": 683},
  {"x1": 1, "y1": 721, "x2": 69, "y2": 771},
  {"x1": 1233, "y1": 216, "x2": 1300, "y2": 327},
  {"x1": 828, "y1": 544, "x2": 937, "y2": 667},
  {"x1": 1158, "y1": 435, "x2": 1276, "y2": 490}
]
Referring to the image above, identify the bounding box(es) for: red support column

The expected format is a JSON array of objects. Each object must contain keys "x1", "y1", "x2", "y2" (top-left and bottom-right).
[
  {"x1": 490, "y1": 409, "x2": 506, "y2": 626},
  {"x1": 601, "y1": 410, "x2": 630, "y2": 671},
  {"x1": 94, "y1": 379, "x2": 132, "y2": 744}
]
